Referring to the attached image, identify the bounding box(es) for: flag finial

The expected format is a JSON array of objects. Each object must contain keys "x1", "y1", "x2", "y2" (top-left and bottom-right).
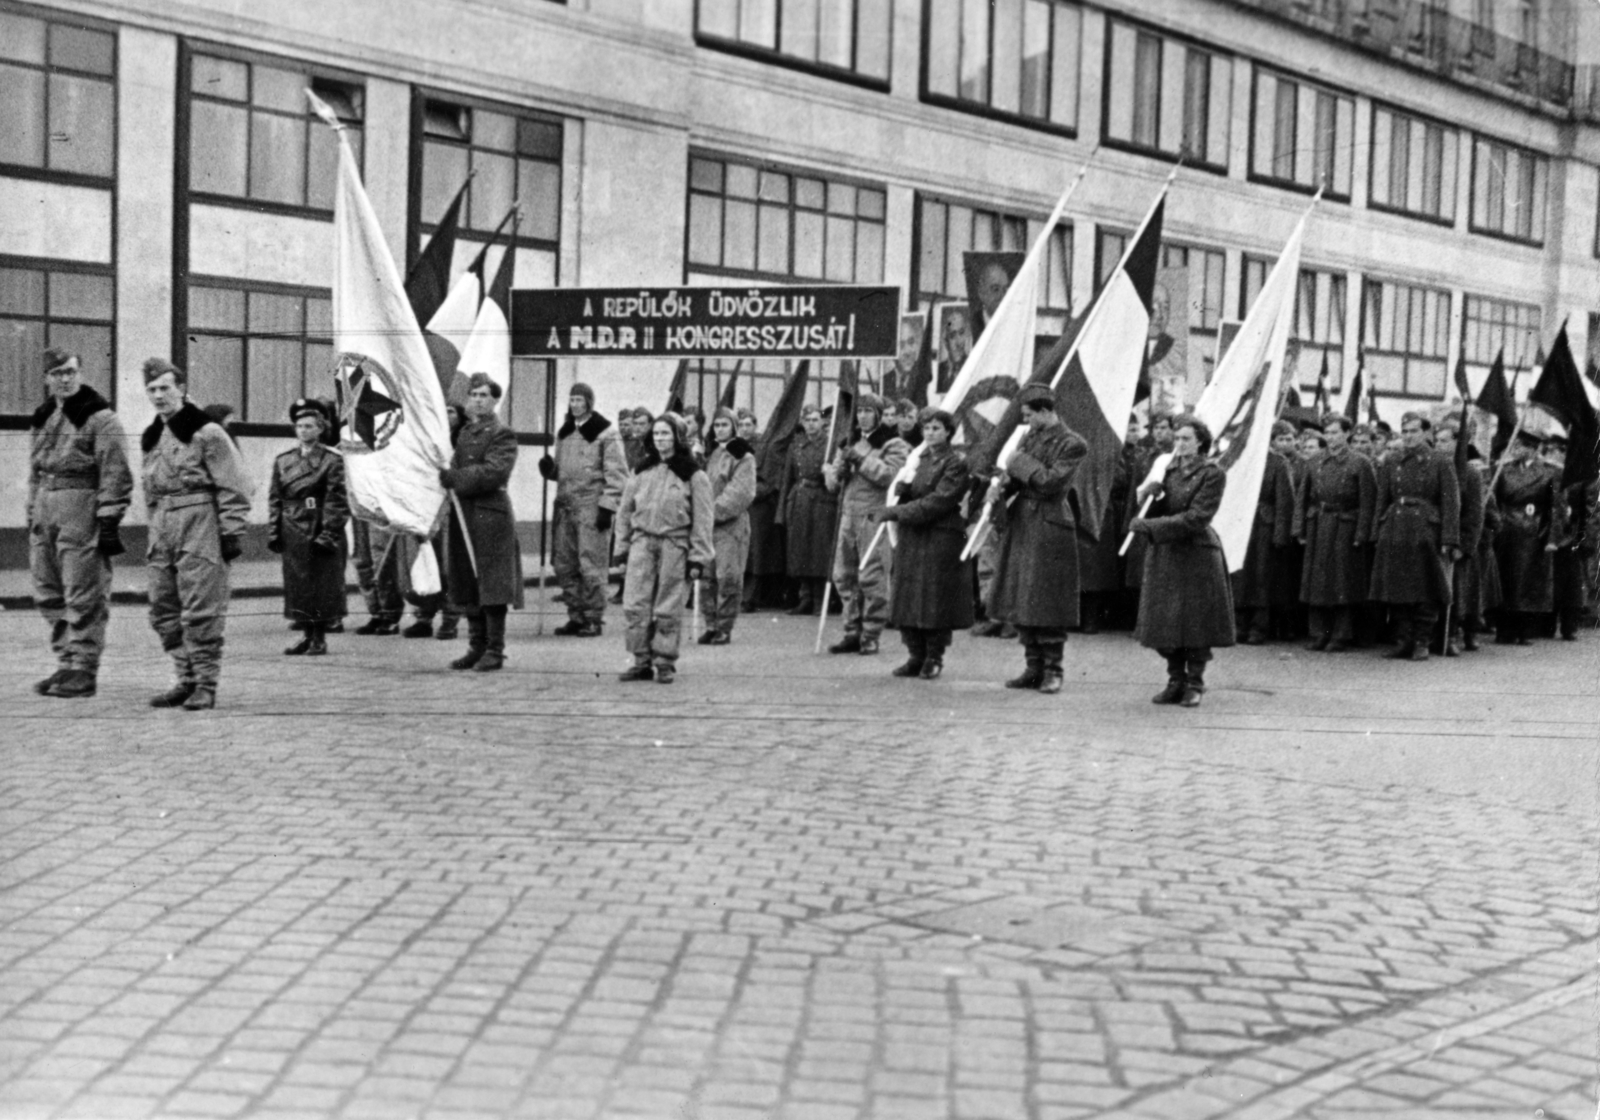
[{"x1": 305, "y1": 88, "x2": 344, "y2": 132}]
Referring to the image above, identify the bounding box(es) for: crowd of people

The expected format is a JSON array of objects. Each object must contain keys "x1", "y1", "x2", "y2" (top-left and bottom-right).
[{"x1": 25, "y1": 346, "x2": 1596, "y2": 709}]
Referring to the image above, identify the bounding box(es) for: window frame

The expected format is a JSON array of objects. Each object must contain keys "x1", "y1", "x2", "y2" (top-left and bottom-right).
[
  {"x1": 0, "y1": 0, "x2": 118, "y2": 188},
  {"x1": 919, "y1": 0, "x2": 1082, "y2": 138},
  {"x1": 693, "y1": 0, "x2": 892, "y2": 92},
  {"x1": 0, "y1": 252, "x2": 117, "y2": 422},
  {"x1": 911, "y1": 192, "x2": 1074, "y2": 326},
  {"x1": 1460, "y1": 293, "x2": 1541, "y2": 373},
  {"x1": 1359, "y1": 275, "x2": 1452, "y2": 400},
  {"x1": 1468, "y1": 132, "x2": 1548, "y2": 248},
  {"x1": 684, "y1": 149, "x2": 888, "y2": 287},
  {"x1": 1241, "y1": 256, "x2": 1348, "y2": 393},
  {"x1": 179, "y1": 39, "x2": 367, "y2": 221},
  {"x1": 1365, "y1": 100, "x2": 1459, "y2": 229},
  {"x1": 1099, "y1": 14, "x2": 1232, "y2": 175},
  {"x1": 182, "y1": 275, "x2": 333, "y2": 433},
  {"x1": 1246, "y1": 64, "x2": 1355, "y2": 203}
]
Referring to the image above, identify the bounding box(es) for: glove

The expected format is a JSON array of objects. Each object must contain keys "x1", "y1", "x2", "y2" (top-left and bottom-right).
[
  {"x1": 267, "y1": 535, "x2": 284, "y2": 555},
  {"x1": 873, "y1": 507, "x2": 899, "y2": 524},
  {"x1": 538, "y1": 455, "x2": 558, "y2": 481},
  {"x1": 96, "y1": 517, "x2": 125, "y2": 558},
  {"x1": 687, "y1": 562, "x2": 705, "y2": 582},
  {"x1": 595, "y1": 508, "x2": 614, "y2": 533},
  {"x1": 438, "y1": 469, "x2": 458, "y2": 490},
  {"x1": 312, "y1": 535, "x2": 340, "y2": 555},
  {"x1": 220, "y1": 535, "x2": 243, "y2": 563}
]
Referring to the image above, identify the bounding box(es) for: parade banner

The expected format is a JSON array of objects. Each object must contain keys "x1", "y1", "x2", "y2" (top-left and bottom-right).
[{"x1": 510, "y1": 286, "x2": 900, "y2": 358}]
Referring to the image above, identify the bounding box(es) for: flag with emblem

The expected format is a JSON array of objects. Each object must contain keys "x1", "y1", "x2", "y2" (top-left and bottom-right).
[
  {"x1": 311, "y1": 90, "x2": 453, "y2": 538},
  {"x1": 1143, "y1": 199, "x2": 1311, "y2": 570}
]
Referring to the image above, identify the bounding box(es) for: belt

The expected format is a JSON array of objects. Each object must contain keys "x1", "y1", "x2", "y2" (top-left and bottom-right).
[
  {"x1": 1318, "y1": 502, "x2": 1355, "y2": 513},
  {"x1": 38, "y1": 472, "x2": 96, "y2": 491},
  {"x1": 152, "y1": 492, "x2": 215, "y2": 511},
  {"x1": 1395, "y1": 497, "x2": 1436, "y2": 510}
]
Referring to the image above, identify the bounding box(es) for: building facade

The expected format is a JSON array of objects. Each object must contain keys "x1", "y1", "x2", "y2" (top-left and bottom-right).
[{"x1": 2, "y1": 0, "x2": 1598, "y2": 552}]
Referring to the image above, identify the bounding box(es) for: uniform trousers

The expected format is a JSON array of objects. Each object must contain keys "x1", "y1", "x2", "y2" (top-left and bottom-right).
[
  {"x1": 147, "y1": 499, "x2": 230, "y2": 689},
  {"x1": 31, "y1": 488, "x2": 112, "y2": 672},
  {"x1": 553, "y1": 500, "x2": 610, "y2": 625},
  {"x1": 623, "y1": 533, "x2": 690, "y2": 667},
  {"x1": 831, "y1": 507, "x2": 891, "y2": 640}
]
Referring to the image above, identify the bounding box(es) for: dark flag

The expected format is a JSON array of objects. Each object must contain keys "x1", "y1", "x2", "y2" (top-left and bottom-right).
[
  {"x1": 833, "y1": 359, "x2": 860, "y2": 446},
  {"x1": 1528, "y1": 324, "x2": 1599, "y2": 487},
  {"x1": 664, "y1": 359, "x2": 691, "y2": 417},
  {"x1": 717, "y1": 361, "x2": 742, "y2": 411},
  {"x1": 1475, "y1": 348, "x2": 1517, "y2": 461},
  {"x1": 905, "y1": 315, "x2": 935, "y2": 407},
  {"x1": 405, "y1": 177, "x2": 469, "y2": 327},
  {"x1": 1343, "y1": 361, "x2": 1364, "y2": 425},
  {"x1": 1280, "y1": 385, "x2": 1303, "y2": 412},
  {"x1": 1452, "y1": 352, "x2": 1471, "y2": 400},
  {"x1": 1587, "y1": 358, "x2": 1600, "y2": 390},
  {"x1": 755, "y1": 360, "x2": 811, "y2": 489},
  {"x1": 1313, "y1": 351, "x2": 1331, "y2": 416}
]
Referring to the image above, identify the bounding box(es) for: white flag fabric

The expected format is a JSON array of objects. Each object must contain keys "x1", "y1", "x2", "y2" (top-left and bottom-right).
[
  {"x1": 455, "y1": 291, "x2": 510, "y2": 386},
  {"x1": 313, "y1": 91, "x2": 453, "y2": 537},
  {"x1": 427, "y1": 267, "x2": 483, "y2": 406},
  {"x1": 1188, "y1": 202, "x2": 1312, "y2": 570}
]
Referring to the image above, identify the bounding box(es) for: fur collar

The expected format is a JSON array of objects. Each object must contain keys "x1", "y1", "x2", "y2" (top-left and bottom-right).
[
  {"x1": 713, "y1": 437, "x2": 752, "y2": 460},
  {"x1": 141, "y1": 401, "x2": 212, "y2": 453},
  {"x1": 556, "y1": 411, "x2": 611, "y2": 442},
  {"x1": 640, "y1": 445, "x2": 701, "y2": 483},
  {"x1": 863, "y1": 423, "x2": 896, "y2": 450},
  {"x1": 31, "y1": 385, "x2": 110, "y2": 430}
]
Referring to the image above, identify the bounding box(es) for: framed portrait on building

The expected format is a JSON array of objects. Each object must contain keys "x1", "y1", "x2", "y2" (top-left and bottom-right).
[
  {"x1": 933, "y1": 300, "x2": 973, "y2": 395},
  {"x1": 962, "y1": 251, "x2": 1026, "y2": 339}
]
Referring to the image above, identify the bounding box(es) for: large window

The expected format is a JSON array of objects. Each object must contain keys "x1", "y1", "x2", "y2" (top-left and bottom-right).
[
  {"x1": 0, "y1": 7, "x2": 115, "y2": 180},
  {"x1": 1461, "y1": 295, "x2": 1540, "y2": 374},
  {"x1": 1470, "y1": 135, "x2": 1547, "y2": 244},
  {"x1": 1361, "y1": 277, "x2": 1450, "y2": 399},
  {"x1": 0, "y1": 258, "x2": 114, "y2": 414},
  {"x1": 1099, "y1": 233, "x2": 1226, "y2": 331},
  {"x1": 687, "y1": 154, "x2": 886, "y2": 284},
  {"x1": 1103, "y1": 20, "x2": 1231, "y2": 169},
  {"x1": 695, "y1": 0, "x2": 890, "y2": 84},
  {"x1": 924, "y1": 0, "x2": 1080, "y2": 132},
  {"x1": 1368, "y1": 104, "x2": 1458, "y2": 224},
  {"x1": 185, "y1": 281, "x2": 331, "y2": 424},
  {"x1": 187, "y1": 50, "x2": 363, "y2": 212},
  {"x1": 1249, "y1": 68, "x2": 1354, "y2": 199},
  {"x1": 915, "y1": 196, "x2": 1072, "y2": 329},
  {"x1": 1243, "y1": 260, "x2": 1347, "y2": 391},
  {"x1": 417, "y1": 97, "x2": 562, "y2": 249}
]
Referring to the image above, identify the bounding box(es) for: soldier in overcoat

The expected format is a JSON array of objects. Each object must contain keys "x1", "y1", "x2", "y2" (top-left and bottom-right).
[
  {"x1": 440, "y1": 373, "x2": 524, "y2": 672},
  {"x1": 1232, "y1": 420, "x2": 1296, "y2": 644},
  {"x1": 268, "y1": 399, "x2": 350, "y2": 656},
  {"x1": 1129, "y1": 415, "x2": 1234, "y2": 707},
  {"x1": 1492, "y1": 431, "x2": 1564, "y2": 644},
  {"x1": 738, "y1": 408, "x2": 785, "y2": 611},
  {"x1": 1295, "y1": 415, "x2": 1376, "y2": 651},
  {"x1": 873, "y1": 409, "x2": 973, "y2": 680},
  {"x1": 28, "y1": 347, "x2": 132, "y2": 699},
  {"x1": 698, "y1": 408, "x2": 757, "y2": 643},
  {"x1": 1368, "y1": 412, "x2": 1461, "y2": 661},
  {"x1": 1542, "y1": 436, "x2": 1594, "y2": 640},
  {"x1": 140, "y1": 359, "x2": 253, "y2": 711},
  {"x1": 614, "y1": 413, "x2": 715, "y2": 684},
  {"x1": 986, "y1": 385, "x2": 1088, "y2": 695},
  {"x1": 776, "y1": 404, "x2": 836, "y2": 614},
  {"x1": 1433, "y1": 421, "x2": 1487, "y2": 654}
]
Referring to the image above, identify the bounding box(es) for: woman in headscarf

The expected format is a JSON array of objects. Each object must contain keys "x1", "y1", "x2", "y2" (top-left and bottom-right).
[
  {"x1": 873, "y1": 408, "x2": 972, "y2": 679},
  {"x1": 268, "y1": 399, "x2": 350, "y2": 656},
  {"x1": 613, "y1": 413, "x2": 714, "y2": 684},
  {"x1": 1128, "y1": 414, "x2": 1234, "y2": 707},
  {"x1": 775, "y1": 403, "x2": 837, "y2": 614}
]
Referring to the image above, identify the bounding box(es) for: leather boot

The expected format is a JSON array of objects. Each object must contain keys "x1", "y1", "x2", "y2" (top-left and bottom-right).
[
  {"x1": 1180, "y1": 659, "x2": 1206, "y2": 707},
  {"x1": 48, "y1": 670, "x2": 96, "y2": 699},
  {"x1": 452, "y1": 614, "x2": 487, "y2": 670},
  {"x1": 828, "y1": 632, "x2": 862, "y2": 655},
  {"x1": 306, "y1": 624, "x2": 327, "y2": 656},
  {"x1": 1037, "y1": 642, "x2": 1065, "y2": 694},
  {"x1": 893, "y1": 630, "x2": 926, "y2": 677},
  {"x1": 285, "y1": 635, "x2": 313, "y2": 655},
  {"x1": 33, "y1": 670, "x2": 65, "y2": 696},
  {"x1": 1151, "y1": 678, "x2": 1185, "y2": 704},
  {"x1": 474, "y1": 608, "x2": 507, "y2": 671},
  {"x1": 1005, "y1": 648, "x2": 1044, "y2": 689}
]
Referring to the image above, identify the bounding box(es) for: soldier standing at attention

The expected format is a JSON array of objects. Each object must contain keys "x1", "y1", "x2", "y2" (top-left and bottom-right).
[
  {"x1": 28, "y1": 347, "x2": 133, "y2": 699},
  {"x1": 540, "y1": 382, "x2": 628, "y2": 637},
  {"x1": 140, "y1": 358, "x2": 253, "y2": 710},
  {"x1": 1369, "y1": 412, "x2": 1461, "y2": 661}
]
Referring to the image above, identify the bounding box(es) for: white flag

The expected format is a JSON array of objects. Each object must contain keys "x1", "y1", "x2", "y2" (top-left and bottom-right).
[{"x1": 311, "y1": 91, "x2": 453, "y2": 537}]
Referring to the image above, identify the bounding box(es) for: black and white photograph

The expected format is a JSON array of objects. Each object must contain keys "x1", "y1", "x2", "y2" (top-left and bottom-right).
[{"x1": 1, "y1": 1, "x2": 1597, "y2": 1118}]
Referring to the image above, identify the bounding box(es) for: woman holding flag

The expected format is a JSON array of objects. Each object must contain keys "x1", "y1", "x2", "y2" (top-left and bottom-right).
[{"x1": 1128, "y1": 415, "x2": 1235, "y2": 707}]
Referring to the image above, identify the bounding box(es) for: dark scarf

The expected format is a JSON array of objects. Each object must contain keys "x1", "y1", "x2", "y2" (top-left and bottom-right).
[
  {"x1": 556, "y1": 410, "x2": 611, "y2": 442},
  {"x1": 711, "y1": 437, "x2": 752, "y2": 460},
  {"x1": 849, "y1": 422, "x2": 898, "y2": 451},
  {"x1": 141, "y1": 401, "x2": 211, "y2": 453},
  {"x1": 31, "y1": 385, "x2": 110, "y2": 430}
]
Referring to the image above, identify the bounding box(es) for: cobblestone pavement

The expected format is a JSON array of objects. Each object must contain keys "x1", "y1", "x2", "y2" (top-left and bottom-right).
[{"x1": 1, "y1": 589, "x2": 1596, "y2": 1119}]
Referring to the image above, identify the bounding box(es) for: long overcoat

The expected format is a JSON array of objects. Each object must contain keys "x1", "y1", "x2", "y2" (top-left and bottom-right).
[
  {"x1": 887, "y1": 443, "x2": 974, "y2": 631},
  {"x1": 1123, "y1": 443, "x2": 1158, "y2": 590},
  {"x1": 269, "y1": 443, "x2": 350, "y2": 622},
  {"x1": 745, "y1": 429, "x2": 786, "y2": 576},
  {"x1": 1551, "y1": 479, "x2": 1596, "y2": 612},
  {"x1": 1493, "y1": 459, "x2": 1563, "y2": 613},
  {"x1": 1453, "y1": 460, "x2": 1489, "y2": 617},
  {"x1": 1135, "y1": 456, "x2": 1236, "y2": 650},
  {"x1": 1369, "y1": 447, "x2": 1461, "y2": 605},
  {"x1": 1295, "y1": 448, "x2": 1376, "y2": 606},
  {"x1": 1232, "y1": 450, "x2": 1295, "y2": 609},
  {"x1": 776, "y1": 431, "x2": 837, "y2": 579},
  {"x1": 442, "y1": 416, "x2": 525, "y2": 609},
  {"x1": 989, "y1": 423, "x2": 1088, "y2": 629}
]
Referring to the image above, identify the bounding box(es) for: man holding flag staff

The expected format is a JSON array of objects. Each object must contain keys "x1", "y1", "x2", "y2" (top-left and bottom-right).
[{"x1": 823, "y1": 394, "x2": 909, "y2": 656}]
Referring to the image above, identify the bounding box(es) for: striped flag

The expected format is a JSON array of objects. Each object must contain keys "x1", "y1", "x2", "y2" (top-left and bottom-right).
[
  {"x1": 455, "y1": 224, "x2": 516, "y2": 394},
  {"x1": 311, "y1": 90, "x2": 452, "y2": 537}
]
